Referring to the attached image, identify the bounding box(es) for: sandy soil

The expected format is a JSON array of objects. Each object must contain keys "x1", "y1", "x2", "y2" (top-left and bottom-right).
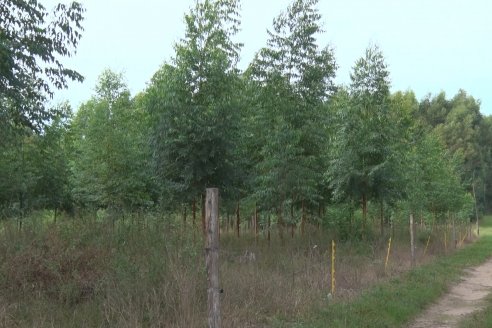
[{"x1": 408, "y1": 258, "x2": 492, "y2": 328}]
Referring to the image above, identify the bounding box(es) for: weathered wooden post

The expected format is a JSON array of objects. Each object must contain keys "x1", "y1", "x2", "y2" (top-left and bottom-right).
[
  {"x1": 205, "y1": 188, "x2": 220, "y2": 328},
  {"x1": 331, "y1": 240, "x2": 336, "y2": 296},
  {"x1": 410, "y1": 213, "x2": 416, "y2": 268},
  {"x1": 473, "y1": 182, "x2": 480, "y2": 236},
  {"x1": 254, "y1": 203, "x2": 258, "y2": 245}
]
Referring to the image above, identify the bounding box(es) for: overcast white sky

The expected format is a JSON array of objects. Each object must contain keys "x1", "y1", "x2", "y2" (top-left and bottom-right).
[{"x1": 47, "y1": 0, "x2": 492, "y2": 114}]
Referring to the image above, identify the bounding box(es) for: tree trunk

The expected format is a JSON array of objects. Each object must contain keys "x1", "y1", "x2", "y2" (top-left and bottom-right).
[
  {"x1": 290, "y1": 201, "x2": 295, "y2": 239},
  {"x1": 254, "y1": 204, "x2": 258, "y2": 245},
  {"x1": 301, "y1": 200, "x2": 306, "y2": 236},
  {"x1": 410, "y1": 213, "x2": 416, "y2": 268},
  {"x1": 380, "y1": 200, "x2": 384, "y2": 236},
  {"x1": 19, "y1": 191, "x2": 24, "y2": 231},
  {"x1": 473, "y1": 182, "x2": 480, "y2": 236},
  {"x1": 201, "y1": 193, "x2": 206, "y2": 236},
  {"x1": 192, "y1": 200, "x2": 196, "y2": 227},
  {"x1": 236, "y1": 201, "x2": 240, "y2": 238},
  {"x1": 277, "y1": 204, "x2": 284, "y2": 243},
  {"x1": 362, "y1": 193, "x2": 367, "y2": 238},
  {"x1": 451, "y1": 212, "x2": 457, "y2": 249},
  {"x1": 53, "y1": 207, "x2": 57, "y2": 224}
]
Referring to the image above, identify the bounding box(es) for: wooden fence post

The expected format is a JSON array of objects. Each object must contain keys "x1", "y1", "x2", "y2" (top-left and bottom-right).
[
  {"x1": 410, "y1": 213, "x2": 416, "y2": 268},
  {"x1": 206, "y1": 188, "x2": 220, "y2": 328},
  {"x1": 331, "y1": 240, "x2": 336, "y2": 296}
]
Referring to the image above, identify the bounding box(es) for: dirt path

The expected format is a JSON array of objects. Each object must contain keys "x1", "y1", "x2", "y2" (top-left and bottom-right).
[{"x1": 408, "y1": 258, "x2": 492, "y2": 328}]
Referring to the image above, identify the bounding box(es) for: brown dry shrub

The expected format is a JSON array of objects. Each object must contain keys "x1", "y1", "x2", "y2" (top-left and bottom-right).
[{"x1": 1, "y1": 228, "x2": 108, "y2": 305}]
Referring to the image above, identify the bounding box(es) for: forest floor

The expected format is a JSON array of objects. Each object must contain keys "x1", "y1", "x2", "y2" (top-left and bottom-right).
[{"x1": 408, "y1": 257, "x2": 492, "y2": 328}]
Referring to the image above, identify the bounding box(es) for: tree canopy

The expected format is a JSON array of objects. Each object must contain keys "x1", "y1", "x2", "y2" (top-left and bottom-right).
[
  {"x1": 1, "y1": 1, "x2": 85, "y2": 131},
  {"x1": 0, "y1": 0, "x2": 489, "y2": 237}
]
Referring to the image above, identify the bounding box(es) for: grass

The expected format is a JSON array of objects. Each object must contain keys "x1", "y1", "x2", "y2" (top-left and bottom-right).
[
  {"x1": 290, "y1": 216, "x2": 492, "y2": 328},
  {"x1": 0, "y1": 211, "x2": 483, "y2": 327},
  {"x1": 459, "y1": 294, "x2": 492, "y2": 328}
]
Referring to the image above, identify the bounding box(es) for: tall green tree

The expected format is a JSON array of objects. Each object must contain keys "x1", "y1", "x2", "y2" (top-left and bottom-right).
[
  {"x1": 419, "y1": 90, "x2": 488, "y2": 211},
  {"x1": 434, "y1": 91, "x2": 482, "y2": 183},
  {"x1": 71, "y1": 70, "x2": 153, "y2": 212},
  {"x1": 32, "y1": 103, "x2": 73, "y2": 217},
  {"x1": 0, "y1": 104, "x2": 72, "y2": 220},
  {"x1": 328, "y1": 45, "x2": 398, "y2": 233},
  {"x1": 147, "y1": 0, "x2": 242, "y2": 213},
  {"x1": 248, "y1": 0, "x2": 337, "y2": 228}
]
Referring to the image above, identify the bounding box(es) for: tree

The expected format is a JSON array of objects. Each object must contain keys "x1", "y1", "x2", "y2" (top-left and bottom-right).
[
  {"x1": 0, "y1": 0, "x2": 85, "y2": 130},
  {"x1": 0, "y1": 104, "x2": 72, "y2": 221},
  {"x1": 434, "y1": 91, "x2": 482, "y2": 183},
  {"x1": 70, "y1": 70, "x2": 153, "y2": 212},
  {"x1": 147, "y1": 0, "x2": 243, "y2": 219},
  {"x1": 417, "y1": 92, "x2": 452, "y2": 129},
  {"x1": 328, "y1": 45, "x2": 398, "y2": 235},
  {"x1": 479, "y1": 115, "x2": 492, "y2": 212},
  {"x1": 32, "y1": 103, "x2": 73, "y2": 218},
  {"x1": 419, "y1": 90, "x2": 488, "y2": 211},
  {"x1": 248, "y1": 0, "x2": 337, "y2": 232}
]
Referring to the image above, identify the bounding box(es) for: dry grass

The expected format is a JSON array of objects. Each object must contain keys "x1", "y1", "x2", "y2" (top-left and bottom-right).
[{"x1": 0, "y1": 214, "x2": 472, "y2": 327}]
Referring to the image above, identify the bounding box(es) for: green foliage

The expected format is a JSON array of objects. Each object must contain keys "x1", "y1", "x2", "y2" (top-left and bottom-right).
[
  {"x1": 146, "y1": 0, "x2": 243, "y2": 207},
  {"x1": 70, "y1": 70, "x2": 154, "y2": 210},
  {"x1": 0, "y1": 0, "x2": 490, "y2": 240},
  {"x1": 0, "y1": 0, "x2": 85, "y2": 130},
  {"x1": 328, "y1": 45, "x2": 399, "y2": 210},
  {"x1": 248, "y1": 0, "x2": 336, "y2": 213},
  {"x1": 403, "y1": 132, "x2": 466, "y2": 214},
  {"x1": 0, "y1": 105, "x2": 72, "y2": 218},
  {"x1": 416, "y1": 90, "x2": 490, "y2": 214}
]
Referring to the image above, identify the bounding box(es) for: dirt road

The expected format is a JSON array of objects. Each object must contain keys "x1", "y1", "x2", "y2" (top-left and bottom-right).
[{"x1": 408, "y1": 258, "x2": 492, "y2": 328}]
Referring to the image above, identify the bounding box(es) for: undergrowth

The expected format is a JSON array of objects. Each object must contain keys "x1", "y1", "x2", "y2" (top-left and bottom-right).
[{"x1": 0, "y1": 212, "x2": 477, "y2": 327}]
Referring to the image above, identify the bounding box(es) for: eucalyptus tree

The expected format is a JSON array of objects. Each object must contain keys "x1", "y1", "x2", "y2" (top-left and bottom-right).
[
  {"x1": 0, "y1": 127, "x2": 37, "y2": 219},
  {"x1": 328, "y1": 45, "x2": 399, "y2": 235},
  {"x1": 480, "y1": 116, "x2": 492, "y2": 212},
  {"x1": 32, "y1": 103, "x2": 73, "y2": 219},
  {"x1": 0, "y1": 101, "x2": 74, "y2": 220},
  {"x1": 420, "y1": 91, "x2": 488, "y2": 211},
  {"x1": 71, "y1": 70, "x2": 153, "y2": 213},
  {"x1": 403, "y1": 131, "x2": 468, "y2": 265},
  {"x1": 247, "y1": 0, "x2": 337, "y2": 233},
  {"x1": 417, "y1": 92, "x2": 452, "y2": 129},
  {"x1": 147, "y1": 0, "x2": 243, "y2": 225},
  {"x1": 434, "y1": 91, "x2": 483, "y2": 183},
  {"x1": 0, "y1": 0, "x2": 85, "y2": 131}
]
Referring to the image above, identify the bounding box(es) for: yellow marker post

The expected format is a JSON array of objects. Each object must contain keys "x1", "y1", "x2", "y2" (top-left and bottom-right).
[
  {"x1": 385, "y1": 237, "x2": 392, "y2": 273},
  {"x1": 423, "y1": 234, "x2": 431, "y2": 256},
  {"x1": 461, "y1": 230, "x2": 467, "y2": 245},
  {"x1": 331, "y1": 240, "x2": 336, "y2": 296}
]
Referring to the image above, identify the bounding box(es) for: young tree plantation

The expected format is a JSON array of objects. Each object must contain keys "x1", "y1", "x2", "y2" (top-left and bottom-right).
[{"x1": 1, "y1": 0, "x2": 492, "y2": 326}]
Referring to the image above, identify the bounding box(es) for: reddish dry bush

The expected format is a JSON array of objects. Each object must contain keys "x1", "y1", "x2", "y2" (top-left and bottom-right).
[{"x1": 1, "y1": 230, "x2": 108, "y2": 304}]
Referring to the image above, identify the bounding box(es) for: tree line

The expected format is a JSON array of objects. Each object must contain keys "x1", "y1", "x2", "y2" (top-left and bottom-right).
[{"x1": 1, "y1": 0, "x2": 491, "y2": 237}]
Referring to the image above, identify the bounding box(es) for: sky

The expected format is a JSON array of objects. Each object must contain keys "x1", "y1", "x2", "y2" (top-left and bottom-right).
[{"x1": 46, "y1": 0, "x2": 492, "y2": 114}]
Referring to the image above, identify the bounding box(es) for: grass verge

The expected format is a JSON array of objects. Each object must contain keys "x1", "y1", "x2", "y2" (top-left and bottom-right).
[
  {"x1": 291, "y1": 217, "x2": 492, "y2": 328},
  {"x1": 459, "y1": 294, "x2": 492, "y2": 327}
]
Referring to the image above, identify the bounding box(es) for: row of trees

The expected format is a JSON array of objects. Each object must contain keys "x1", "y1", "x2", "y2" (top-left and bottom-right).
[{"x1": 1, "y1": 0, "x2": 490, "y2": 236}]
